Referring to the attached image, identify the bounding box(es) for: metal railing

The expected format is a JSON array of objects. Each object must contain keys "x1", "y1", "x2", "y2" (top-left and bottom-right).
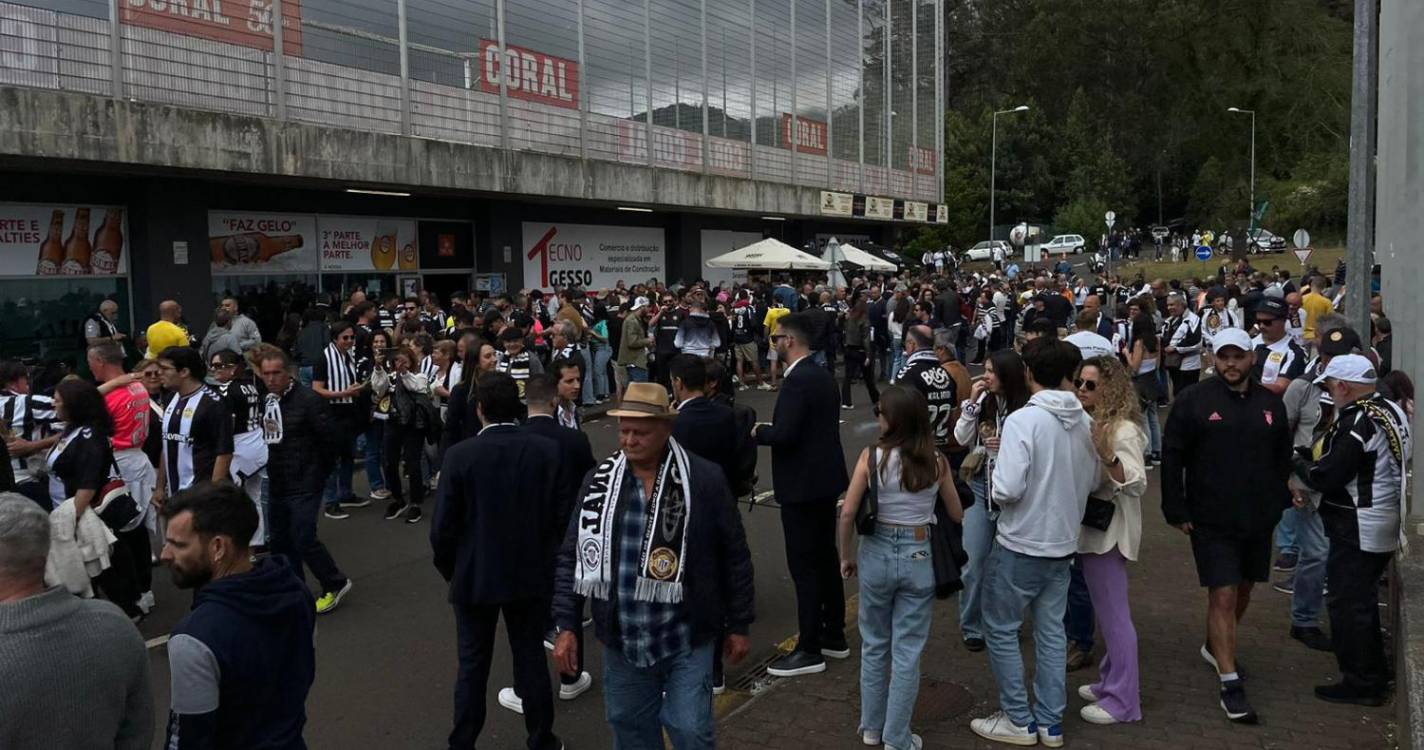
[{"x1": 0, "y1": 0, "x2": 942, "y2": 206}]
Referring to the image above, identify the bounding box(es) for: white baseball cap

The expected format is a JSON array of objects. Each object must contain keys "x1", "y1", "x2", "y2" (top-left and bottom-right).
[
  {"x1": 629, "y1": 296, "x2": 650, "y2": 312},
  {"x1": 1211, "y1": 328, "x2": 1254, "y2": 355},
  {"x1": 1314, "y1": 353, "x2": 1378, "y2": 385}
]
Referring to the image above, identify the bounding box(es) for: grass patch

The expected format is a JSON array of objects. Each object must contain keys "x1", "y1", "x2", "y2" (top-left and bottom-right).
[{"x1": 1111, "y1": 246, "x2": 1343, "y2": 283}]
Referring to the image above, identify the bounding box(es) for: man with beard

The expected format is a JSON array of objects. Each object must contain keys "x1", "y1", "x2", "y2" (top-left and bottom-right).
[
  {"x1": 160, "y1": 482, "x2": 315, "y2": 749},
  {"x1": 1161, "y1": 328, "x2": 1292, "y2": 723}
]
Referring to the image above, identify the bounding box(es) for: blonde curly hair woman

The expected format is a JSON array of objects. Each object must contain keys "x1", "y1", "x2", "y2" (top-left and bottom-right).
[{"x1": 1072, "y1": 355, "x2": 1148, "y2": 725}]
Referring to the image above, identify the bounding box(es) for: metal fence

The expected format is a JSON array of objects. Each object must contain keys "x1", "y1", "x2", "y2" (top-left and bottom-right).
[{"x1": 0, "y1": 0, "x2": 942, "y2": 205}]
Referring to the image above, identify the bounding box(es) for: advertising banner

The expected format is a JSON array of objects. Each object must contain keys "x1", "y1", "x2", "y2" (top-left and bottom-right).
[
  {"x1": 903, "y1": 201, "x2": 929, "y2": 222},
  {"x1": 779, "y1": 114, "x2": 829, "y2": 156},
  {"x1": 121, "y1": 0, "x2": 304, "y2": 56},
  {"x1": 316, "y1": 216, "x2": 418, "y2": 272},
  {"x1": 0, "y1": 202, "x2": 129, "y2": 276},
  {"x1": 819, "y1": 191, "x2": 853, "y2": 217},
  {"x1": 479, "y1": 39, "x2": 580, "y2": 110},
  {"x1": 908, "y1": 146, "x2": 938, "y2": 175},
  {"x1": 700, "y1": 230, "x2": 762, "y2": 287},
  {"x1": 209, "y1": 211, "x2": 317, "y2": 273},
  {"x1": 864, "y1": 196, "x2": 895, "y2": 220},
  {"x1": 523, "y1": 222, "x2": 665, "y2": 291}
]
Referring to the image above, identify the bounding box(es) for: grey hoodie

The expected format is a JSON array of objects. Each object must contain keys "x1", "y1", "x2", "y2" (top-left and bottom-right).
[{"x1": 990, "y1": 389, "x2": 1101, "y2": 558}]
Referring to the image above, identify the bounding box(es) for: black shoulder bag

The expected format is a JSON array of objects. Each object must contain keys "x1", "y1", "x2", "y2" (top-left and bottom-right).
[{"x1": 855, "y1": 448, "x2": 879, "y2": 535}]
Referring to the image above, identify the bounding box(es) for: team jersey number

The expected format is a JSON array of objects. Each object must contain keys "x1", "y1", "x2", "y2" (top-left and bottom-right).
[{"x1": 929, "y1": 402, "x2": 955, "y2": 444}]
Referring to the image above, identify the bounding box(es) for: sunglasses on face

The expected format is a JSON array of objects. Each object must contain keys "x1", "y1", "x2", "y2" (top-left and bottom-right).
[
  {"x1": 210, "y1": 362, "x2": 235, "y2": 370},
  {"x1": 1074, "y1": 378, "x2": 1098, "y2": 392},
  {"x1": 1255, "y1": 318, "x2": 1280, "y2": 326}
]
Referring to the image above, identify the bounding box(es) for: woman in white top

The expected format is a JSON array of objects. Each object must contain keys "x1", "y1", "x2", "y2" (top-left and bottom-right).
[
  {"x1": 1073, "y1": 356, "x2": 1148, "y2": 725},
  {"x1": 839, "y1": 385, "x2": 963, "y2": 750}
]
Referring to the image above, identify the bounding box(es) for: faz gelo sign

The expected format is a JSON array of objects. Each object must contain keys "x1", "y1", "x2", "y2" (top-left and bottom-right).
[
  {"x1": 121, "y1": 0, "x2": 304, "y2": 55},
  {"x1": 479, "y1": 39, "x2": 580, "y2": 110},
  {"x1": 779, "y1": 114, "x2": 828, "y2": 156}
]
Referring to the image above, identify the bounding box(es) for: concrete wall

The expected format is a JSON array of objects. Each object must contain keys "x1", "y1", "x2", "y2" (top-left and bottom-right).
[{"x1": 0, "y1": 86, "x2": 839, "y2": 219}]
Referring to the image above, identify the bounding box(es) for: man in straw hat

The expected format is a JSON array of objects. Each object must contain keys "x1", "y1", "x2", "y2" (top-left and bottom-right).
[{"x1": 551, "y1": 381, "x2": 755, "y2": 749}]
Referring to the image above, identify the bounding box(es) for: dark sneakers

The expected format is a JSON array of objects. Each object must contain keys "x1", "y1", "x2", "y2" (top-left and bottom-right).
[
  {"x1": 963, "y1": 636, "x2": 987, "y2": 653},
  {"x1": 323, "y1": 504, "x2": 350, "y2": 520},
  {"x1": 1066, "y1": 643, "x2": 1095, "y2": 672},
  {"x1": 1219, "y1": 678, "x2": 1258, "y2": 723},
  {"x1": 766, "y1": 650, "x2": 826, "y2": 677},
  {"x1": 1291, "y1": 626, "x2": 1334, "y2": 652},
  {"x1": 821, "y1": 634, "x2": 851, "y2": 660},
  {"x1": 1314, "y1": 682, "x2": 1387, "y2": 706},
  {"x1": 1273, "y1": 552, "x2": 1299, "y2": 572},
  {"x1": 404, "y1": 505, "x2": 423, "y2": 524},
  {"x1": 384, "y1": 500, "x2": 409, "y2": 520}
]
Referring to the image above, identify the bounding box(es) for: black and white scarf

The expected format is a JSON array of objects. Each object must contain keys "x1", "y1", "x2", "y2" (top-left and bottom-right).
[
  {"x1": 263, "y1": 383, "x2": 294, "y2": 444},
  {"x1": 575, "y1": 438, "x2": 693, "y2": 604}
]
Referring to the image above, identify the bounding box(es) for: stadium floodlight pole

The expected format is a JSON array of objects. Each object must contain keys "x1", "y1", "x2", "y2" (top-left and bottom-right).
[
  {"x1": 989, "y1": 105, "x2": 1029, "y2": 243},
  {"x1": 1226, "y1": 107, "x2": 1256, "y2": 232}
]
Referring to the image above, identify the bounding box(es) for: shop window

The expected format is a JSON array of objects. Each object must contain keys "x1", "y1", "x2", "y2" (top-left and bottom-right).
[{"x1": 0, "y1": 278, "x2": 131, "y2": 370}]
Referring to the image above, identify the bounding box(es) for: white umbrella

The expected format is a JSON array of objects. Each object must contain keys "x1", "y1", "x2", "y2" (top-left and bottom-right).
[
  {"x1": 705, "y1": 238, "x2": 832, "y2": 270},
  {"x1": 836, "y1": 243, "x2": 897, "y2": 272}
]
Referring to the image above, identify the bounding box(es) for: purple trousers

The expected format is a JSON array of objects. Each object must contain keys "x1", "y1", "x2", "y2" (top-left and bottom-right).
[{"x1": 1080, "y1": 549, "x2": 1142, "y2": 721}]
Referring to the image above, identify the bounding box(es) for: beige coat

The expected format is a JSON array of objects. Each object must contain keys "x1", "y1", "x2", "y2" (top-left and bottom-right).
[
  {"x1": 1077, "y1": 420, "x2": 1148, "y2": 560},
  {"x1": 45, "y1": 499, "x2": 116, "y2": 597}
]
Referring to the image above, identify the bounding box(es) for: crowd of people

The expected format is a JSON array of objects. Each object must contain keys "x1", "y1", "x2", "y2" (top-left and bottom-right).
[{"x1": 0, "y1": 247, "x2": 1411, "y2": 749}]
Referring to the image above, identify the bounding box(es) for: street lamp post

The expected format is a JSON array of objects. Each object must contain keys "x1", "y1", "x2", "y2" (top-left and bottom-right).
[
  {"x1": 990, "y1": 105, "x2": 1030, "y2": 243},
  {"x1": 1227, "y1": 106, "x2": 1256, "y2": 234}
]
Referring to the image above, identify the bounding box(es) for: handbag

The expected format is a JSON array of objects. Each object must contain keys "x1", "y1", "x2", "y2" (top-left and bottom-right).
[
  {"x1": 958, "y1": 446, "x2": 986, "y2": 483},
  {"x1": 1082, "y1": 495, "x2": 1116, "y2": 532},
  {"x1": 855, "y1": 448, "x2": 880, "y2": 535},
  {"x1": 94, "y1": 458, "x2": 142, "y2": 533}
]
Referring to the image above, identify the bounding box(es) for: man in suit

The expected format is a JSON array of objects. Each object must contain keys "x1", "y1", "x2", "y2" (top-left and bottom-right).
[
  {"x1": 866, "y1": 286, "x2": 890, "y2": 381},
  {"x1": 670, "y1": 354, "x2": 740, "y2": 485},
  {"x1": 754, "y1": 312, "x2": 850, "y2": 678},
  {"x1": 495, "y1": 372, "x2": 598, "y2": 714},
  {"x1": 430, "y1": 372, "x2": 563, "y2": 750}
]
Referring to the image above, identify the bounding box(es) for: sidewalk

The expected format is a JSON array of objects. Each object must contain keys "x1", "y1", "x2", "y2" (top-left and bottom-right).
[{"x1": 718, "y1": 484, "x2": 1396, "y2": 750}]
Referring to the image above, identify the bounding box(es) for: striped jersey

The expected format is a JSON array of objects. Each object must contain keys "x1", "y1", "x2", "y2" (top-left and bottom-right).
[
  {"x1": 1, "y1": 390, "x2": 56, "y2": 481},
  {"x1": 496, "y1": 350, "x2": 535, "y2": 400},
  {"x1": 161, "y1": 387, "x2": 234, "y2": 491},
  {"x1": 315, "y1": 344, "x2": 361, "y2": 404},
  {"x1": 1312, "y1": 394, "x2": 1411, "y2": 553}
]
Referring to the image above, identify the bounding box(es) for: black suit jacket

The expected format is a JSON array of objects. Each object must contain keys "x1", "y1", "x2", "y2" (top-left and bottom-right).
[
  {"x1": 431, "y1": 425, "x2": 563, "y2": 605},
  {"x1": 523, "y1": 415, "x2": 597, "y2": 530},
  {"x1": 935, "y1": 290, "x2": 962, "y2": 327},
  {"x1": 755, "y1": 357, "x2": 848, "y2": 504},
  {"x1": 867, "y1": 297, "x2": 889, "y2": 349},
  {"x1": 672, "y1": 397, "x2": 740, "y2": 487}
]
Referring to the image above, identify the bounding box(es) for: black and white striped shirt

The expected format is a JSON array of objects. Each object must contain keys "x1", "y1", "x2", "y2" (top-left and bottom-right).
[
  {"x1": 161, "y1": 387, "x2": 234, "y2": 491},
  {"x1": 1, "y1": 390, "x2": 56, "y2": 481},
  {"x1": 315, "y1": 344, "x2": 361, "y2": 404}
]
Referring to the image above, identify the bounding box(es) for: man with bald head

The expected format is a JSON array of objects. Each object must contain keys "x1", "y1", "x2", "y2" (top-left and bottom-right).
[
  {"x1": 84, "y1": 299, "x2": 126, "y2": 348},
  {"x1": 145, "y1": 300, "x2": 191, "y2": 359},
  {"x1": 1284, "y1": 292, "x2": 1306, "y2": 349}
]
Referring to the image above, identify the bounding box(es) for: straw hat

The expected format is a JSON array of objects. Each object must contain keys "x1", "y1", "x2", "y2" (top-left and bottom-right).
[{"x1": 608, "y1": 383, "x2": 678, "y2": 419}]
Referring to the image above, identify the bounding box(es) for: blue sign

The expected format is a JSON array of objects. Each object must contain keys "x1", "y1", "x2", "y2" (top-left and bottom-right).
[{"x1": 1195, "y1": 245, "x2": 1214, "y2": 261}]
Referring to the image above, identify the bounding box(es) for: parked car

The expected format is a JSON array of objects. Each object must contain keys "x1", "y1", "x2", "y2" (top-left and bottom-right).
[
  {"x1": 964, "y1": 240, "x2": 1011, "y2": 262},
  {"x1": 1247, "y1": 229, "x2": 1287, "y2": 253},
  {"x1": 1042, "y1": 234, "x2": 1086, "y2": 255}
]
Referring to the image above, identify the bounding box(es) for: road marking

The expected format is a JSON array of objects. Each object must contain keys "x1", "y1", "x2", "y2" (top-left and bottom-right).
[{"x1": 146, "y1": 634, "x2": 169, "y2": 650}]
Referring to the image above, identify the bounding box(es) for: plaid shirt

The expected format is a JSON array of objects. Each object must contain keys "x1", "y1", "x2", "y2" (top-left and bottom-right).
[{"x1": 615, "y1": 474, "x2": 691, "y2": 668}]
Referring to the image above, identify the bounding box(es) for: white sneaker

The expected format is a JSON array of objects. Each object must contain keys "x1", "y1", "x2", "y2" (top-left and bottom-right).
[
  {"x1": 370, "y1": 488, "x2": 392, "y2": 500},
  {"x1": 1080, "y1": 703, "x2": 1119, "y2": 725},
  {"x1": 137, "y1": 590, "x2": 155, "y2": 614},
  {"x1": 757, "y1": 383, "x2": 773, "y2": 391},
  {"x1": 559, "y1": 672, "x2": 592, "y2": 700},
  {"x1": 969, "y1": 711, "x2": 1038, "y2": 746},
  {"x1": 886, "y1": 734, "x2": 922, "y2": 750},
  {"x1": 1077, "y1": 684, "x2": 1099, "y2": 702},
  {"x1": 860, "y1": 729, "x2": 882, "y2": 746},
  {"x1": 497, "y1": 687, "x2": 524, "y2": 714}
]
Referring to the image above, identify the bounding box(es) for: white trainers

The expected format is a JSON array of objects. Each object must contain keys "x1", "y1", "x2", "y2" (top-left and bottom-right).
[
  {"x1": 969, "y1": 711, "x2": 1038, "y2": 746},
  {"x1": 1077, "y1": 684, "x2": 1099, "y2": 702},
  {"x1": 559, "y1": 672, "x2": 593, "y2": 701},
  {"x1": 757, "y1": 383, "x2": 773, "y2": 391},
  {"x1": 860, "y1": 729, "x2": 881, "y2": 746},
  {"x1": 137, "y1": 590, "x2": 155, "y2": 614},
  {"x1": 1080, "y1": 703, "x2": 1118, "y2": 725},
  {"x1": 497, "y1": 687, "x2": 524, "y2": 714},
  {"x1": 886, "y1": 734, "x2": 922, "y2": 750},
  {"x1": 370, "y1": 488, "x2": 392, "y2": 500}
]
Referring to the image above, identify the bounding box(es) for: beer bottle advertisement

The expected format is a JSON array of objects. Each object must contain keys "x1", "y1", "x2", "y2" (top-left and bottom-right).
[
  {"x1": 0, "y1": 203, "x2": 127, "y2": 276},
  {"x1": 208, "y1": 211, "x2": 318, "y2": 273}
]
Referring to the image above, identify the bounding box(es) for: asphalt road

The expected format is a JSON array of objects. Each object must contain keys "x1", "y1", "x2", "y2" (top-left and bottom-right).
[{"x1": 136, "y1": 381, "x2": 892, "y2": 749}]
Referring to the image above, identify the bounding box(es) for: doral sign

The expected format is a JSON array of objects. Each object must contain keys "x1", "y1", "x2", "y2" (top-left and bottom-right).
[
  {"x1": 779, "y1": 114, "x2": 828, "y2": 156},
  {"x1": 479, "y1": 39, "x2": 580, "y2": 110}
]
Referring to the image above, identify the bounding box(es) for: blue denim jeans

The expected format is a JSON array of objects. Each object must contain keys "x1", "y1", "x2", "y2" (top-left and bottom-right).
[
  {"x1": 1291, "y1": 502, "x2": 1329, "y2": 627},
  {"x1": 585, "y1": 343, "x2": 611, "y2": 403},
  {"x1": 322, "y1": 433, "x2": 358, "y2": 505},
  {"x1": 604, "y1": 641, "x2": 714, "y2": 750},
  {"x1": 1064, "y1": 555, "x2": 1095, "y2": 650},
  {"x1": 1140, "y1": 400, "x2": 1161, "y2": 454},
  {"x1": 626, "y1": 365, "x2": 649, "y2": 383},
  {"x1": 363, "y1": 420, "x2": 386, "y2": 492},
  {"x1": 1275, "y1": 506, "x2": 1300, "y2": 555},
  {"x1": 958, "y1": 475, "x2": 995, "y2": 641},
  {"x1": 983, "y1": 544, "x2": 1071, "y2": 729},
  {"x1": 298, "y1": 365, "x2": 314, "y2": 388},
  {"x1": 858, "y1": 524, "x2": 936, "y2": 750},
  {"x1": 890, "y1": 348, "x2": 908, "y2": 383}
]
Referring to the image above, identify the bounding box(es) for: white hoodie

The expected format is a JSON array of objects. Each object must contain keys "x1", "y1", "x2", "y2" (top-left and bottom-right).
[{"x1": 990, "y1": 389, "x2": 1101, "y2": 558}]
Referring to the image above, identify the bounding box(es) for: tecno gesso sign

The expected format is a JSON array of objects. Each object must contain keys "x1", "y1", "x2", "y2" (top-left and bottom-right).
[
  {"x1": 479, "y1": 39, "x2": 580, "y2": 110},
  {"x1": 523, "y1": 222, "x2": 665, "y2": 291}
]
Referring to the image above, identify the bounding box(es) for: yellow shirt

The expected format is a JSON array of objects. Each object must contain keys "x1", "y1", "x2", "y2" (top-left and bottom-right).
[
  {"x1": 1300, "y1": 292, "x2": 1333, "y2": 340},
  {"x1": 145, "y1": 320, "x2": 189, "y2": 359},
  {"x1": 763, "y1": 307, "x2": 790, "y2": 343}
]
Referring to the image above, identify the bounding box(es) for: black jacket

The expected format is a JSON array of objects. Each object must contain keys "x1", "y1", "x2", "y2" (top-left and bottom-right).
[
  {"x1": 552, "y1": 450, "x2": 755, "y2": 648},
  {"x1": 441, "y1": 381, "x2": 480, "y2": 456},
  {"x1": 934, "y1": 289, "x2": 962, "y2": 328},
  {"x1": 266, "y1": 384, "x2": 338, "y2": 498},
  {"x1": 431, "y1": 425, "x2": 564, "y2": 604},
  {"x1": 867, "y1": 297, "x2": 889, "y2": 349},
  {"x1": 1161, "y1": 376, "x2": 1292, "y2": 533},
  {"x1": 755, "y1": 357, "x2": 849, "y2": 504},
  {"x1": 672, "y1": 397, "x2": 740, "y2": 488},
  {"x1": 523, "y1": 415, "x2": 597, "y2": 533}
]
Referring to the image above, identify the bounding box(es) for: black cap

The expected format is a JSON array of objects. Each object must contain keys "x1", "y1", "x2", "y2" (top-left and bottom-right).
[
  {"x1": 1319, "y1": 326, "x2": 1363, "y2": 356},
  {"x1": 498, "y1": 326, "x2": 525, "y2": 342},
  {"x1": 1256, "y1": 297, "x2": 1288, "y2": 320},
  {"x1": 1206, "y1": 285, "x2": 1229, "y2": 302}
]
